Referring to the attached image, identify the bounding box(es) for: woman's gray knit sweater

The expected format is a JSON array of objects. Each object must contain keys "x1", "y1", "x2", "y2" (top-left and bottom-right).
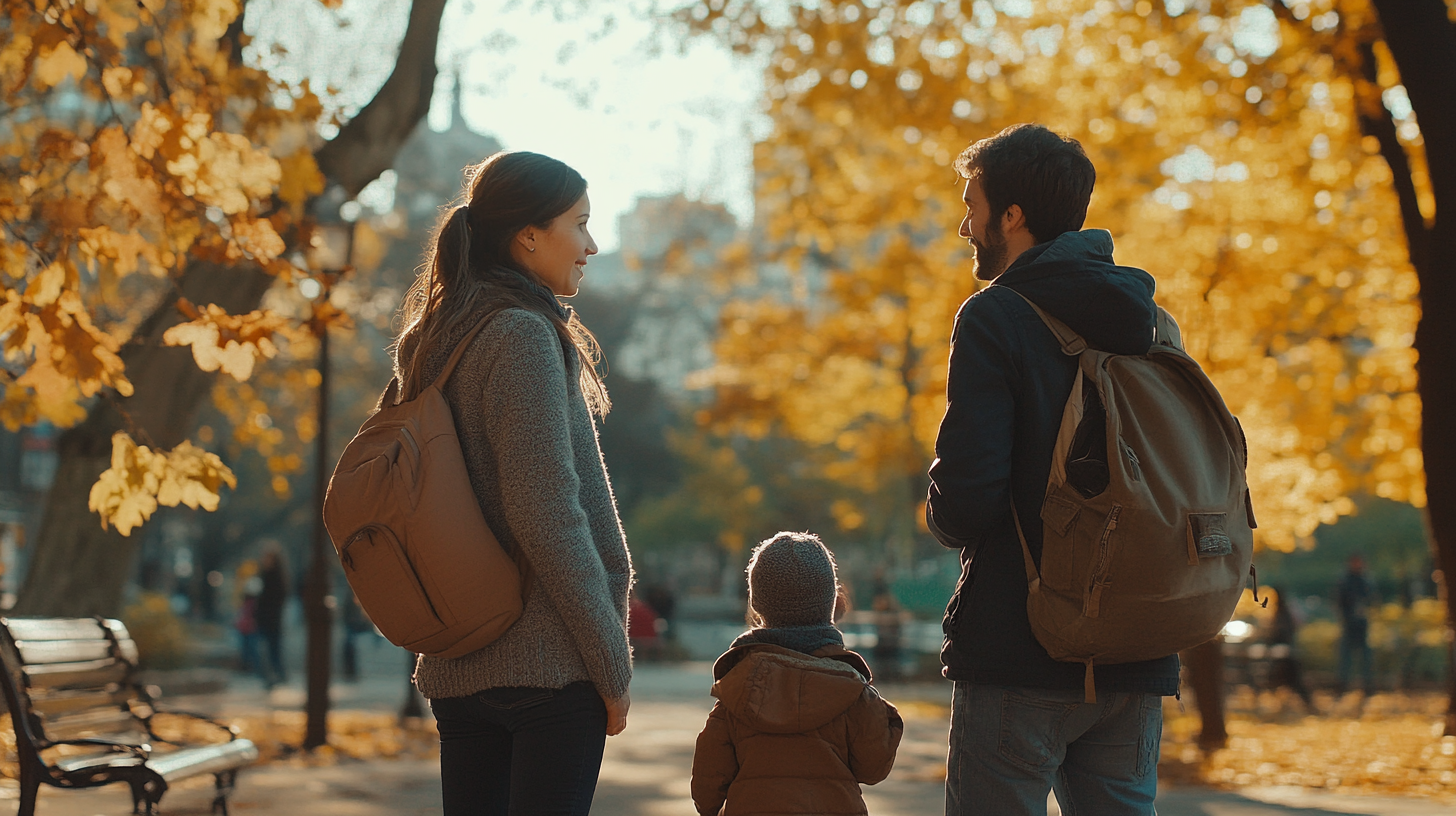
[{"x1": 402, "y1": 304, "x2": 634, "y2": 701}]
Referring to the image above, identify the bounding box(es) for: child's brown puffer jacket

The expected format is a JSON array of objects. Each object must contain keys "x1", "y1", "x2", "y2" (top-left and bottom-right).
[{"x1": 691, "y1": 643, "x2": 904, "y2": 816}]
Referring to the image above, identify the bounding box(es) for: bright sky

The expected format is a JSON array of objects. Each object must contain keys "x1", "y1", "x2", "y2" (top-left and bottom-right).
[{"x1": 246, "y1": 0, "x2": 764, "y2": 253}]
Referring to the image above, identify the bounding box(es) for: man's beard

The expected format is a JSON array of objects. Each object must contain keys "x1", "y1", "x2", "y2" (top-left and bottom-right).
[{"x1": 971, "y1": 222, "x2": 1009, "y2": 281}]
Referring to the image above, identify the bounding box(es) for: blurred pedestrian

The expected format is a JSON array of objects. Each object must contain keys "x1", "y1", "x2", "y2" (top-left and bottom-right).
[
  {"x1": 871, "y1": 587, "x2": 905, "y2": 683},
  {"x1": 643, "y1": 581, "x2": 677, "y2": 643},
  {"x1": 628, "y1": 591, "x2": 661, "y2": 661},
  {"x1": 1264, "y1": 586, "x2": 1314, "y2": 710},
  {"x1": 235, "y1": 573, "x2": 263, "y2": 679},
  {"x1": 395, "y1": 151, "x2": 633, "y2": 816},
  {"x1": 255, "y1": 545, "x2": 288, "y2": 689},
  {"x1": 692, "y1": 532, "x2": 903, "y2": 816},
  {"x1": 1336, "y1": 554, "x2": 1376, "y2": 694}
]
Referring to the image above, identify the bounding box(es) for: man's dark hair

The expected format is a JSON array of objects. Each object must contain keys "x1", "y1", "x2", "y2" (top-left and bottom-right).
[{"x1": 953, "y1": 124, "x2": 1095, "y2": 244}]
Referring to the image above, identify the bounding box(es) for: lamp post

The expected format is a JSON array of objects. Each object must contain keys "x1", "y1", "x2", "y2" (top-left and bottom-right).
[{"x1": 302, "y1": 213, "x2": 354, "y2": 750}]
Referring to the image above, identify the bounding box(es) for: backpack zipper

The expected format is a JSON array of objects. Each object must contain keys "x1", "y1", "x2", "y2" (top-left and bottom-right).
[
  {"x1": 399, "y1": 425, "x2": 421, "y2": 462},
  {"x1": 1084, "y1": 505, "x2": 1122, "y2": 618}
]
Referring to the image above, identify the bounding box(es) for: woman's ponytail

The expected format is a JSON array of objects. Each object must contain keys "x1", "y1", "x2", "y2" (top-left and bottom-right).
[{"x1": 393, "y1": 205, "x2": 479, "y2": 400}]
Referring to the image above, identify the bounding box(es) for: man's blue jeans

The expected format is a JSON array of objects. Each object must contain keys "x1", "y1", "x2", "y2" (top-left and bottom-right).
[{"x1": 946, "y1": 682, "x2": 1162, "y2": 816}]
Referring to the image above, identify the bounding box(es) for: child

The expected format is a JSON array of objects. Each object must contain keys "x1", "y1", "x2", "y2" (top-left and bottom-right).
[{"x1": 692, "y1": 532, "x2": 904, "y2": 816}]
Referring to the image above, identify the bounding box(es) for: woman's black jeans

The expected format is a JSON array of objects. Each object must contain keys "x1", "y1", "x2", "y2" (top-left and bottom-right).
[{"x1": 430, "y1": 681, "x2": 607, "y2": 816}]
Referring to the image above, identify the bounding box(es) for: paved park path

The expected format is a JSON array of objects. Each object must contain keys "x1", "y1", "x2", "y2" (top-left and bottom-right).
[{"x1": 2, "y1": 651, "x2": 1447, "y2": 815}]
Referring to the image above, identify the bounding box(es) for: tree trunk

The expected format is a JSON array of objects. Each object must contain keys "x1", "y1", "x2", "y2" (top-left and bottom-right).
[
  {"x1": 1368, "y1": 0, "x2": 1456, "y2": 735},
  {"x1": 14, "y1": 264, "x2": 274, "y2": 616},
  {"x1": 15, "y1": 0, "x2": 451, "y2": 617}
]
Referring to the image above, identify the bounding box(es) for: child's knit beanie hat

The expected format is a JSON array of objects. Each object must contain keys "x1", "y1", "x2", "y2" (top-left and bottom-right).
[{"x1": 747, "y1": 531, "x2": 838, "y2": 628}]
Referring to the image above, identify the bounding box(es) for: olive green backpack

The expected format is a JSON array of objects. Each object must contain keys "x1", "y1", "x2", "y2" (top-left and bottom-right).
[{"x1": 1010, "y1": 291, "x2": 1256, "y2": 701}]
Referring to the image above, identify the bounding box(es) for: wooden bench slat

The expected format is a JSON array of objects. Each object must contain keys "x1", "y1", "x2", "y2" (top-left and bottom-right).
[
  {"x1": 23, "y1": 658, "x2": 128, "y2": 690},
  {"x1": 116, "y1": 637, "x2": 139, "y2": 665},
  {"x1": 101, "y1": 619, "x2": 132, "y2": 641},
  {"x1": 147, "y1": 740, "x2": 259, "y2": 781},
  {"x1": 15, "y1": 639, "x2": 114, "y2": 665},
  {"x1": 53, "y1": 751, "x2": 144, "y2": 774},
  {"x1": 28, "y1": 687, "x2": 133, "y2": 718},
  {"x1": 39, "y1": 707, "x2": 139, "y2": 742},
  {"x1": 1, "y1": 618, "x2": 110, "y2": 642}
]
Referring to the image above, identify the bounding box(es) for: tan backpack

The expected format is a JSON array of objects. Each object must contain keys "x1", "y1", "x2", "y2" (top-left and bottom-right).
[
  {"x1": 323, "y1": 313, "x2": 526, "y2": 658},
  {"x1": 1009, "y1": 291, "x2": 1255, "y2": 701}
]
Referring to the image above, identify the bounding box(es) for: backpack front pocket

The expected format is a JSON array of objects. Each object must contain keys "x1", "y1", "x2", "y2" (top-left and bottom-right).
[{"x1": 341, "y1": 524, "x2": 443, "y2": 645}]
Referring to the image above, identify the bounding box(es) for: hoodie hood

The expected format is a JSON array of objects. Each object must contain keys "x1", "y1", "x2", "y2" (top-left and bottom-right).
[
  {"x1": 995, "y1": 229, "x2": 1158, "y2": 356},
  {"x1": 710, "y1": 644, "x2": 872, "y2": 734}
]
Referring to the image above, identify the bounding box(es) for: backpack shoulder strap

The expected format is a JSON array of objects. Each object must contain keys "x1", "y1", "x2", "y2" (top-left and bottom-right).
[
  {"x1": 1154, "y1": 306, "x2": 1185, "y2": 351},
  {"x1": 435, "y1": 310, "x2": 501, "y2": 385},
  {"x1": 397, "y1": 310, "x2": 502, "y2": 403},
  {"x1": 1002, "y1": 288, "x2": 1086, "y2": 356}
]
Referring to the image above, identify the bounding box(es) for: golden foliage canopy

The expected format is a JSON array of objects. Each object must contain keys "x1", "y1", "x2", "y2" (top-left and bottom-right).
[
  {"x1": 683, "y1": 0, "x2": 1423, "y2": 550},
  {"x1": 3, "y1": 1, "x2": 332, "y2": 531}
]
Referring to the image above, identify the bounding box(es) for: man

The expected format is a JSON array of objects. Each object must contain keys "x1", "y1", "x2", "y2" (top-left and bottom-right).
[
  {"x1": 1335, "y1": 553, "x2": 1376, "y2": 694},
  {"x1": 926, "y1": 124, "x2": 1180, "y2": 816}
]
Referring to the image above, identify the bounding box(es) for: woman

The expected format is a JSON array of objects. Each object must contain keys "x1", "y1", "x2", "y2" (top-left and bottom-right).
[{"x1": 391, "y1": 151, "x2": 633, "y2": 815}]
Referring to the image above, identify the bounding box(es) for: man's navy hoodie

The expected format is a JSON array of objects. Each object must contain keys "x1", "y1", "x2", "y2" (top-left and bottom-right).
[{"x1": 927, "y1": 229, "x2": 1180, "y2": 695}]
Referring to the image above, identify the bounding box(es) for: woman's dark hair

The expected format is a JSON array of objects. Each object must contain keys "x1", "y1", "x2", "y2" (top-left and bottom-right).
[
  {"x1": 953, "y1": 124, "x2": 1095, "y2": 244},
  {"x1": 392, "y1": 151, "x2": 609, "y2": 413}
]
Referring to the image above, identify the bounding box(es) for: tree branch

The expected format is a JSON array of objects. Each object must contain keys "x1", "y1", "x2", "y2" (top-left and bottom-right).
[
  {"x1": 313, "y1": 0, "x2": 450, "y2": 198},
  {"x1": 1355, "y1": 41, "x2": 1430, "y2": 275},
  {"x1": 1369, "y1": 0, "x2": 1456, "y2": 291}
]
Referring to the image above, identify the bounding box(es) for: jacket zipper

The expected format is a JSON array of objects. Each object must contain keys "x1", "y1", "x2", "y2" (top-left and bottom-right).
[{"x1": 1084, "y1": 505, "x2": 1121, "y2": 618}]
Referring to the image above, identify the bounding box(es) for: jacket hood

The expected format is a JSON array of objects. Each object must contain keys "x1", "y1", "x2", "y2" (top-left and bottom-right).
[
  {"x1": 710, "y1": 644, "x2": 872, "y2": 734},
  {"x1": 995, "y1": 229, "x2": 1158, "y2": 356}
]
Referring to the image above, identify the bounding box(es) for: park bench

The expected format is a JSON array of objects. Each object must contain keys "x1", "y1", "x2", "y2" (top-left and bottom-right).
[{"x1": 0, "y1": 616, "x2": 259, "y2": 816}]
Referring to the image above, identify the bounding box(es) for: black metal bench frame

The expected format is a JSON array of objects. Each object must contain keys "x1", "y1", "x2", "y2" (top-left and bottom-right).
[{"x1": 0, "y1": 616, "x2": 258, "y2": 815}]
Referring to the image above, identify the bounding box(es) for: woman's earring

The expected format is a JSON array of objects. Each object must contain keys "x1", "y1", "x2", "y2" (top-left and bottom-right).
[{"x1": 529, "y1": 246, "x2": 535, "y2": 252}]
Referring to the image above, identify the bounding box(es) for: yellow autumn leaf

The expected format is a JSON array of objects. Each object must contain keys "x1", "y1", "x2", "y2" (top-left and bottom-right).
[
  {"x1": 184, "y1": 132, "x2": 281, "y2": 214},
  {"x1": 88, "y1": 432, "x2": 163, "y2": 536},
  {"x1": 128, "y1": 103, "x2": 172, "y2": 161},
  {"x1": 25, "y1": 262, "x2": 65, "y2": 307},
  {"x1": 0, "y1": 34, "x2": 33, "y2": 91},
  {"x1": 162, "y1": 303, "x2": 292, "y2": 381},
  {"x1": 0, "y1": 288, "x2": 23, "y2": 336},
  {"x1": 189, "y1": 0, "x2": 241, "y2": 42},
  {"x1": 277, "y1": 148, "x2": 326, "y2": 213},
  {"x1": 89, "y1": 433, "x2": 236, "y2": 536},
  {"x1": 156, "y1": 439, "x2": 238, "y2": 510},
  {"x1": 229, "y1": 217, "x2": 286, "y2": 262},
  {"x1": 95, "y1": 0, "x2": 142, "y2": 48},
  {"x1": 163, "y1": 321, "x2": 258, "y2": 380},
  {"x1": 101, "y1": 66, "x2": 135, "y2": 99},
  {"x1": 351, "y1": 220, "x2": 387, "y2": 273},
  {"x1": 33, "y1": 41, "x2": 88, "y2": 90},
  {"x1": 0, "y1": 240, "x2": 31, "y2": 279},
  {"x1": 0, "y1": 382, "x2": 39, "y2": 432},
  {"x1": 78, "y1": 226, "x2": 161, "y2": 276},
  {"x1": 16, "y1": 360, "x2": 89, "y2": 428}
]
